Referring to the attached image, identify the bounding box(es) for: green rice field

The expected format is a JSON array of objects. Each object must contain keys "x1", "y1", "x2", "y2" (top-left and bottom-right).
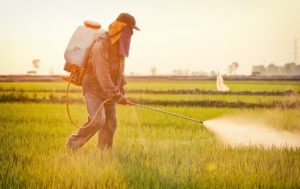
[{"x1": 0, "y1": 80, "x2": 300, "y2": 188}]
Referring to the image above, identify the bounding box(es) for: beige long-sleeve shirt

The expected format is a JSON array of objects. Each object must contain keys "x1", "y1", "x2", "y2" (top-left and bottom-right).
[{"x1": 82, "y1": 32, "x2": 126, "y2": 102}]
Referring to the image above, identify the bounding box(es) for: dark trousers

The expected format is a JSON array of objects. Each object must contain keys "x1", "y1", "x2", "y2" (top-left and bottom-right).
[{"x1": 67, "y1": 92, "x2": 117, "y2": 149}]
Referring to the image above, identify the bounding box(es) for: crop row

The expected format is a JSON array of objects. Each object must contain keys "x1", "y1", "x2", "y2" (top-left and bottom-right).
[
  {"x1": 1, "y1": 88, "x2": 298, "y2": 96},
  {"x1": 0, "y1": 80, "x2": 299, "y2": 92},
  {"x1": 1, "y1": 90, "x2": 298, "y2": 104},
  {"x1": 1, "y1": 92, "x2": 299, "y2": 108}
]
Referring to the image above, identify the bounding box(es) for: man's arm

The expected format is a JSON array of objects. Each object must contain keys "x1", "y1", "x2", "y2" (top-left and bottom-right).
[
  {"x1": 91, "y1": 39, "x2": 124, "y2": 102},
  {"x1": 120, "y1": 74, "x2": 127, "y2": 95}
]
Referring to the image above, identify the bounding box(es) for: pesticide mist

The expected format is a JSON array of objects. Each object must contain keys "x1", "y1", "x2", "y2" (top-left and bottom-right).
[{"x1": 204, "y1": 113, "x2": 300, "y2": 149}]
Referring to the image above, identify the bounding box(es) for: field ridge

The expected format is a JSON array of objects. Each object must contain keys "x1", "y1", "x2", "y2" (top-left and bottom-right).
[
  {"x1": 1, "y1": 94, "x2": 299, "y2": 108},
  {"x1": 1, "y1": 88, "x2": 299, "y2": 96}
]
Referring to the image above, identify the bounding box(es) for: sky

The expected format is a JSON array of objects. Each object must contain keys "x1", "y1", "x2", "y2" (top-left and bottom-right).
[{"x1": 0, "y1": 0, "x2": 299, "y2": 75}]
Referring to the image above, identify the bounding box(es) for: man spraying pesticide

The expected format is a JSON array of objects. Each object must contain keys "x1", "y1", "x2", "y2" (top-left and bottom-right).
[
  {"x1": 63, "y1": 13, "x2": 205, "y2": 150},
  {"x1": 64, "y1": 13, "x2": 139, "y2": 150}
]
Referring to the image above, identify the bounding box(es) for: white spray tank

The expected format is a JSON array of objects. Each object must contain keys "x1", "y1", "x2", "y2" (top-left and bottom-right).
[{"x1": 63, "y1": 21, "x2": 105, "y2": 85}]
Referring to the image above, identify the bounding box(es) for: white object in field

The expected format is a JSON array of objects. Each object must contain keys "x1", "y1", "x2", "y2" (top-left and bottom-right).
[
  {"x1": 64, "y1": 22, "x2": 105, "y2": 68},
  {"x1": 216, "y1": 73, "x2": 229, "y2": 92}
]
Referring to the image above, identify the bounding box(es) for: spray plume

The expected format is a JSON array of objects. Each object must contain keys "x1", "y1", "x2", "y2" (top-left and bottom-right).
[{"x1": 204, "y1": 115, "x2": 300, "y2": 149}]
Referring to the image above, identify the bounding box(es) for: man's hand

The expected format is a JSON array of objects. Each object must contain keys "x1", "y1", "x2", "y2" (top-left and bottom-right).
[
  {"x1": 124, "y1": 98, "x2": 133, "y2": 105},
  {"x1": 116, "y1": 95, "x2": 133, "y2": 105}
]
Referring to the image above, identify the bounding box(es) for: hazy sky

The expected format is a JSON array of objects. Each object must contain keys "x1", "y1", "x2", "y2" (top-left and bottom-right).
[{"x1": 0, "y1": 0, "x2": 299, "y2": 75}]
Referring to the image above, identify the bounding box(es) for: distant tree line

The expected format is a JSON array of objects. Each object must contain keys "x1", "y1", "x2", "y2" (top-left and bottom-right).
[{"x1": 252, "y1": 62, "x2": 300, "y2": 76}]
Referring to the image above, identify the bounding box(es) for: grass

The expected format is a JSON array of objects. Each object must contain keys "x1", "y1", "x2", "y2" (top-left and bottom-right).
[
  {"x1": 0, "y1": 80, "x2": 300, "y2": 188},
  {"x1": 0, "y1": 103, "x2": 299, "y2": 188}
]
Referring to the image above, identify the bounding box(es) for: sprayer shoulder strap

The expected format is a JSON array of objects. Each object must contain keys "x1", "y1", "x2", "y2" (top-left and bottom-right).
[{"x1": 86, "y1": 31, "x2": 108, "y2": 70}]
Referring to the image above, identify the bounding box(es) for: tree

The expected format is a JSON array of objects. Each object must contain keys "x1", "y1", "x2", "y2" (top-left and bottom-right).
[
  {"x1": 266, "y1": 63, "x2": 279, "y2": 75},
  {"x1": 32, "y1": 59, "x2": 40, "y2": 70},
  {"x1": 284, "y1": 63, "x2": 296, "y2": 75},
  {"x1": 228, "y1": 62, "x2": 239, "y2": 75},
  {"x1": 27, "y1": 59, "x2": 40, "y2": 75},
  {"x1": 252, "y1": 65, "x2": 266, "y2": 75}
]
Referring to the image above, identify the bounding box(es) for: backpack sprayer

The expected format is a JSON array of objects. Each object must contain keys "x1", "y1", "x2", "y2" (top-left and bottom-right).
[
  {"x1": 63, "y1": 21, "x2": 204, "y2": 129},
  {"x1": 63, "y1": 21, "x2": 108, "y2": 128},
  {"x1": 63, "y1": 21, "x2": 105, "y2": 85}
]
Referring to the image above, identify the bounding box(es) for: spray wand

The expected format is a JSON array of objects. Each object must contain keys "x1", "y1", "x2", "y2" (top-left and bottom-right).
[
  {"x1": 132, "y1": 103, "x2": 204, "y2": 124},
  {"x1": 66, "y1": 75, "x2": 203, "y2": 128}
]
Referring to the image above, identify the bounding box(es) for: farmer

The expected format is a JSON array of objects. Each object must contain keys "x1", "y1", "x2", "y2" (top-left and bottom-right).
[{"x1": 67, "y1": 13, "x2": 140, "y2": 150}]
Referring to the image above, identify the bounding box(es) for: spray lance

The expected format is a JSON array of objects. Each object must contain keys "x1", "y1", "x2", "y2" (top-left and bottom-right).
[
  {"x1": 66, "y1": 86, "x2": 204, "y2": 128},
  {"x1": 132, "y1": 103, "x2": 204, "y2": 124},
  {"x1": 65, "y1": 75, "x2": 204, "y2": 128}
]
